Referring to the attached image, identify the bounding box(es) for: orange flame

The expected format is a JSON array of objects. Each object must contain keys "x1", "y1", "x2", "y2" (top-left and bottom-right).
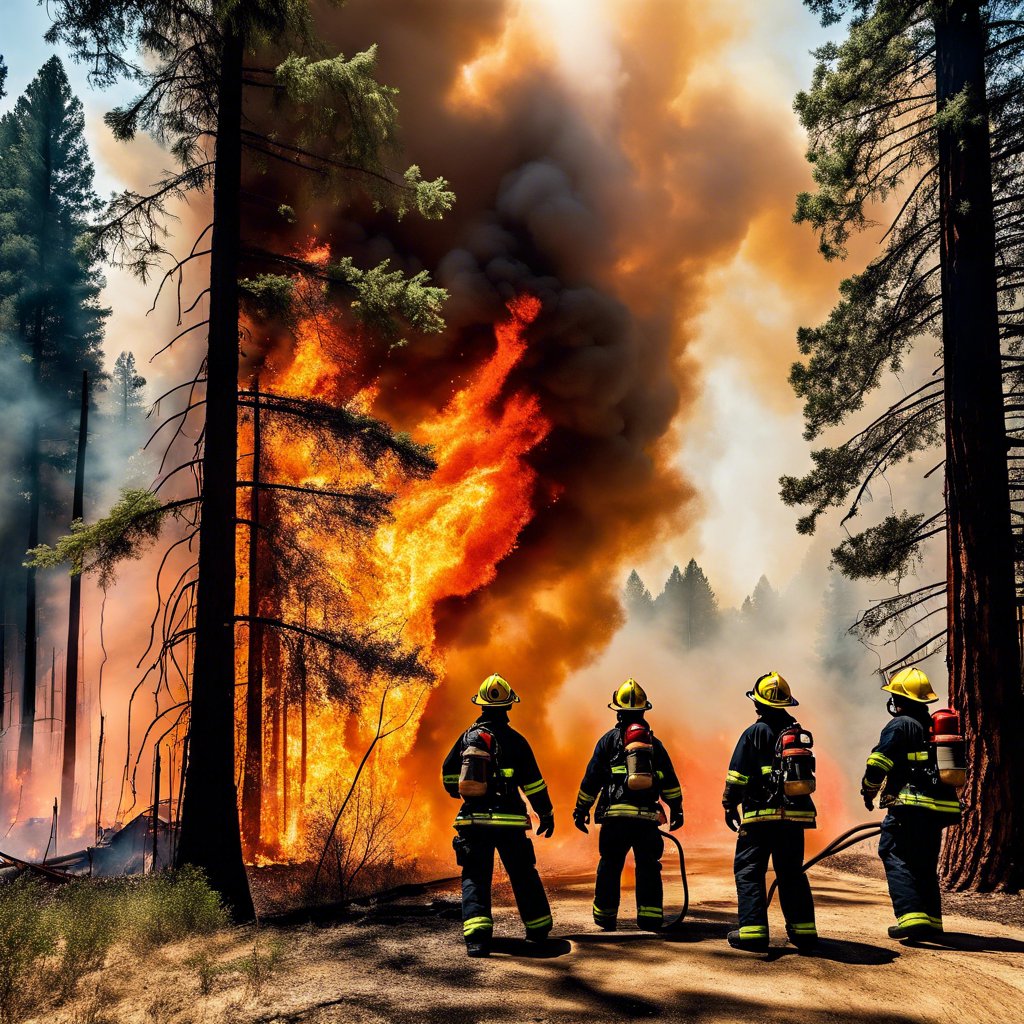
[{"x1": 243, "y1": 291, "x2": 549, "y2": 862}]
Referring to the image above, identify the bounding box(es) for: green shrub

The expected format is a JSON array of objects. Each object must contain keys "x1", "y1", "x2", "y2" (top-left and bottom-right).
[
  {"x1": 0, "y1": 877, "x2": 58, "y2": 1024},
  {"x1": 52, "y1": 882, "x2": 121, "y2": 996},
  {"x1": 120, "y1": 866, "x2": 228, "y2": 947}
]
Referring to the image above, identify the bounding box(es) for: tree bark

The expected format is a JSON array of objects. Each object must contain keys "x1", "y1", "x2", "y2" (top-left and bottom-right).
[
  {"x1": 241, "y1": 377, "x2": 263, "y2": 855},
  {"x1": 18, "y1": 310, "x2": 43, "y2": 777},
  {"x1": 935, "y1": 0, "x2": 1024, "y2": 891},
  {"x1": 175, "y1": 23, "x2": 254, "y2": 919},
  {"x1": 59, "y1": 371, "x2": 88, "y2": 844}
]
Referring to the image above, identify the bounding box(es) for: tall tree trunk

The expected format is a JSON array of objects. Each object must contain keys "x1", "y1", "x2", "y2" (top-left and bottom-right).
[
  {"x1": 19, "y1": 311, "x2": 44, "y2": 777},
  {"x1": 265, "y1": 622, "x2": 282, "y2": 852},
  {"x1": 175, "y1": 23, "x2": 254, "y2": 919},
  {"x1": 935, "y1": 0, "x2": 1024, "y2": 891},
  {"x1": 282, "y1": 669, "x2": 289, "y2": 839},
  {"x1": 152, "y1": 743, "x2": 161, "y2": 872},
  {"x1": 241, "y1": 377, "x2": 263, "y2": 854},
  {"x1": 59, "y1": 371, "x2": 88, "y2": 844}
]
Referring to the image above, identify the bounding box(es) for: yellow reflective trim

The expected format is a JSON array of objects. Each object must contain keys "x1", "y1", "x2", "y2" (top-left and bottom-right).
[
  {"x1": 726, "y1": 771, "x2": 748, "y2": 785},
  {"x1": 455, "y1": 812, "x2": 530, "y2": 827},
  {"x1": 463, "y1": 916, "x2": 493, "y2": 936},
  {"x1": 610, "y1": 765, "x2": 628, "y2": 774},
  {"x1": 593, "y1": 904, "x2": 617, "y2": 918},
  {"x1": 895, "y1": 791, "x2": 961, "y2": 812},
  {"x1": 738, "y1": 925, "x2": 767, "y2": 939},
  {"x1": 524, "y1": 914, "x2": 552, "y2": 928},
  {"x1": 522, "y1": 779, "x2": 547, "y2": 796},
  {"x1": 442, "y1": 774, "x2": 460, "y2": 784},
  {"x1": 760, "y1": 765, "x2": 773, "y2": 775},
  {"x1": 788, "y1": 922, "x2": 817, "y2": 933},
  {"x1": 496, "y1": 768, "x2": 515, "y2": 777},
  {"x1": 896, "y1": 912, "x2": 931, "y2": 928},
  {"x1": 907, "y1": 751, "x2": 929, "y2": 762},
  {"x1": 662, "y1": 786, "x2": 682, "y2": 799},
  {"x1": 603, "y1": 804, "x2": 661, "y2": 820},
  {"x1": 866, "y1": 752, "x2": 894, "y2": 772}
]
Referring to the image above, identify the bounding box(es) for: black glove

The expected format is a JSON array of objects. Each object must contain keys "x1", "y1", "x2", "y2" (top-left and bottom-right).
[
  {"x1": 724, "y1": 805, "x2": 741, "y2": 832},
  {"x1": 669, "y1": 809, "x2": 684, "y2": 832},
  {"x1": 862, "y1": 789, "x2": 875, "y2": 811},
  {"x1": 536, "y1": 813, "x2": 555, "y2": 839},
  {"x1": 573, "y1": 809, "x2": 590, "y2": 834}
]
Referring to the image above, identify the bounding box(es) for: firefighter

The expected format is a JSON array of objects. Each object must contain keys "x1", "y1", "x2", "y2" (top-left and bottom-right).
[
  {"x1": 860, "y1": 667, "x2": 962, "y2": 940},
  {"x1": 441, "y1": 674, "x2": 555, "y2": 957},
  {"x1": 572, "y1": 678, "x2": 683, "y2": 932},
  {"x1": 722, "y1": 672, "x2": 817, "y2": 953}
]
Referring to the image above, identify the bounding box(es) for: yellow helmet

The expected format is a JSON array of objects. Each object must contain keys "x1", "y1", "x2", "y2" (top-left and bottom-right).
[
  {"x1": 472, "y1": 673, "x2": 520, "y2": 708},
  {"x1": 747, "y1": 671, "x2": 799, "y2": 708},
  {"x1": 609, "y1": 677, "x2": 652, "y2": 711},
  {"x1": 882, "y1": 667, "x2": 938, "y2": 704}
]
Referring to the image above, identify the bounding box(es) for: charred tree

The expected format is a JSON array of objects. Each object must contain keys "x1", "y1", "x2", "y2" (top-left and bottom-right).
[
  {"x1": 241, "y1": 377, "x2": 264, "y2": 855},
  {"x1": 175, "y1": 25, "x2": 253, "y2": 919},
  {"x1": 59, "y1": 370, "x2": 89, "y2": 842},
  {"x1": 934, "y1": 1, "x2": 1024, "y2": 890}
]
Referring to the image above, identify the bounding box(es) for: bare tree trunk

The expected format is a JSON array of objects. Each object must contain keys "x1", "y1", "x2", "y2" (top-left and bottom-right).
[
  {"x1": 265, "y1": 623, "x2": 282, "y2": 853},
  {"x1": 282, "y1": 668, "x2": 289, "y2": 838},
  {"x1": 175, "y1": 23, "x2": 254, "y2": 919},
  {"x1": 935, "y1": 0, "x2": 1024, "y2": 891},
  {"x1": 152, "y1": 744, "x2": 161, "y2": 872},
  {"x1": 241, "y1": 377, "x2": 263, "y2": 854},
  {"x1": 19, "y1": 310, "x2": 43, "y2": 778},
  {"x1": 59, "y1": 371, "x2": 88, "y2": 844}
]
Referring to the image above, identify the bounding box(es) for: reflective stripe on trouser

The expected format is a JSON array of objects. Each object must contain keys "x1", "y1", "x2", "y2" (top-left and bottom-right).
[
  {"x1": 594, "y1": 819, "x2": 664, "y2": 926},
  {"x1": 734, "y1": 822, "x2": 814, "y2": 936},
  {"x1": 878, "y1": 811, "x2": 945, "y2": 928},
  {"x1": 457, "y1": 826, "x2": 552, "y2": 944}
]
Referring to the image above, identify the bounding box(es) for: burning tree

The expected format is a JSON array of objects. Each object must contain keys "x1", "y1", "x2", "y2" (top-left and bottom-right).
[
  {"x1": 783, "y1": 0, "x2": 1024, "y2": 890},
  {"x1": 44, "y1": 0, "x2": 453, "y2": 917}
]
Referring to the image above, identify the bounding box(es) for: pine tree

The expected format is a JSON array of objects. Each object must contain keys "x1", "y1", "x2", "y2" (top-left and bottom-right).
[
  {"x1": 743, "y1": 575, "x2": 781, "y2": 630},
  {"x1": 0, "y1": 56, "x2": 107, "y2": 777},
  {"x1": 47, "y1": 1, "x2": 453, "y2": 916},
  {"x1": 682, "y1": 558, "x2": 719, "y2": 647},
  {"x1": 818, "y1": 572, "x2": 866, "y2": 682},
  {"x1": 785, "y1": 0, "x2": 1024, "y2": 890},
  {"x1": 623, "y1": 569, "x2": 654, "y2": 621},
  {"x1": 110, "y1": 351, "x2": 146, "y2": 425}
]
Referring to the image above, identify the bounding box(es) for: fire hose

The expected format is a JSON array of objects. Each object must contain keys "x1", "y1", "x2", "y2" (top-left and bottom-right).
[
  {"x1": 655, "y1": 822, "x2": 880, "y2": 929},
  {"x1": 658, "y1": 829, "x2": 690, "y2": 929},
  {"x1": 767, "y1": 821, "x2": 882, "y2": 907}
]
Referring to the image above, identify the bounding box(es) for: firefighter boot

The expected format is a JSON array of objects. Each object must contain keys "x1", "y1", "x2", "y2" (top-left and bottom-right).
[
  {"x1": 887, "y1": 921, "x2": 936, "y2": 941},
  {"x1": 466, "y1": 942, "x2": 491, "y2": 958},
  {"x1": 727, "y1": 926, "x2": 769, "y2": 953},
  {"x1": 785, "y1": 923, "x2": 818, "y2": 951}
]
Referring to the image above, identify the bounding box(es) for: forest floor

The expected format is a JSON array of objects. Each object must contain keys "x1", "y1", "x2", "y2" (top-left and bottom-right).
[{"x1": 34, "y1": 846, "x2": 1024, "y2": 1024}]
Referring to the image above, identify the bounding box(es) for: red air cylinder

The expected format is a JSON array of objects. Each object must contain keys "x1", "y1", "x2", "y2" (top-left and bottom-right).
[
  {"x1": 778, "y1": 728, "x2": 816, "y2": 796},
  {"x1": 623, "y1": 723, "x2": 654, "y2": 791},
  {"x1": 930, "y1": 708, "x2": 967, "y2": 789}
]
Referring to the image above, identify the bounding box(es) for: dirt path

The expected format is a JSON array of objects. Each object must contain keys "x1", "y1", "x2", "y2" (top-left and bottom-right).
[{"x1": 41, "y1": 846, "x2": 1024, "y2": 1024}]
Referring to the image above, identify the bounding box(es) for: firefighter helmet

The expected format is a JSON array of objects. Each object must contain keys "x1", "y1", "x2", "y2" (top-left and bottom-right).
[
  {"x1": 882, "y1": 667, "x2": 938, "y2": 704},
  {"x1": 609, "y1": 677, "x2": 652, "y2": 711},
  {"x1": 747, "y1": 671, "x2": 799, "y2": 708},
  {"x1": 472, "y1": 673, "x2": 520, "y2": 707}
]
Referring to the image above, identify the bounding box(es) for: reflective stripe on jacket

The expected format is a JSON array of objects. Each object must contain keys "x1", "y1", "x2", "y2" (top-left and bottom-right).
[
  {"x1": 722, "y1": 714, "x2": 816, "y2": 828},
  {"x1": 441, "y1": 716, "x2": 552, "y2": 829},
  {"x1": 861, "y1": 712, "x2": 961, "y2": 821}
]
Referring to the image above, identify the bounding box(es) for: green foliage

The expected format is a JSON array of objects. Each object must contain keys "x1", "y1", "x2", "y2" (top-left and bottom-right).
[
  {"x1": 623, "y1": 569, "x2": 654, "y2": 619},
  {"x1": 830, "y1": 511, "x2": 929, "y2": 581},
  {"x1": 239, "y1": 273, "x2": 297, "y2": 319},
  {"x1": 0, "y1": 55, "x2": 6, "y2": 99},
  {"x1": 116, "y1": 866, "x2": 228, "y2": 946},
  {"x1": 51, "y1": 884, "x2": 120, "y2": 998},
  {"x1": 653, "y1": 560, "x2": 719, "y2": 647},
  {"x1": 0, "y1": 56, "x2": 108, "y2": 473},
  {"x1": 25, "y1": 488, "x2": 169, "y2": 586},
  {"x1": 0, "y1": 878, "x2": 57, "y2": 1024}
]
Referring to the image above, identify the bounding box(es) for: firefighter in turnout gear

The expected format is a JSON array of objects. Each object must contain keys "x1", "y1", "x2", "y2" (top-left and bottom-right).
[
  {"x1": 573, "y1": 678, "x2": 684, "y2": 932},
  {"x1": 861, "y1": 667, "x2": 963, "y2": 941},
  {"x1": 441, "y1": 674, "x2": 555, "y2": 957},
  {"x1": 722, "y1": 672, "x2": 817, "y2": 953}
]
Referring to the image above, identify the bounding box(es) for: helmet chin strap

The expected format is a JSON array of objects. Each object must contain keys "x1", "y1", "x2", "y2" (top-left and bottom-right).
[{"x1": 886, "y1": 696, "x2": 901, "y2": 717}]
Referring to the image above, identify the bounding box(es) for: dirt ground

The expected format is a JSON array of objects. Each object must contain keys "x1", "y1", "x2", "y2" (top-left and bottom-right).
[{"x1": 38, "y1": 844, "x2": 1024, "y2": 1024}]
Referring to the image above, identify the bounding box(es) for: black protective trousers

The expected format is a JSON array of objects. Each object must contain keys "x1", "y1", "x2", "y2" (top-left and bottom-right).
[
  {"x1": 593, "y1": 820, "x2": 665, "y2": 929},
  {"x1": 455, "y1": 826, "x2": 552, "y2": 946},
  {"x1": 877, "y1": 811, "x2": 945, "y2": 930},
  {"x1": 734, "y1": 823, "x2": 815, "y2": 939}
]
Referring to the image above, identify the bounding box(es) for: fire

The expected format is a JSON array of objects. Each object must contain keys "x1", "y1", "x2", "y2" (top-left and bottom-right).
[{"x1": 244, "y1": 288, "x2": 550, "y2": 863}]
